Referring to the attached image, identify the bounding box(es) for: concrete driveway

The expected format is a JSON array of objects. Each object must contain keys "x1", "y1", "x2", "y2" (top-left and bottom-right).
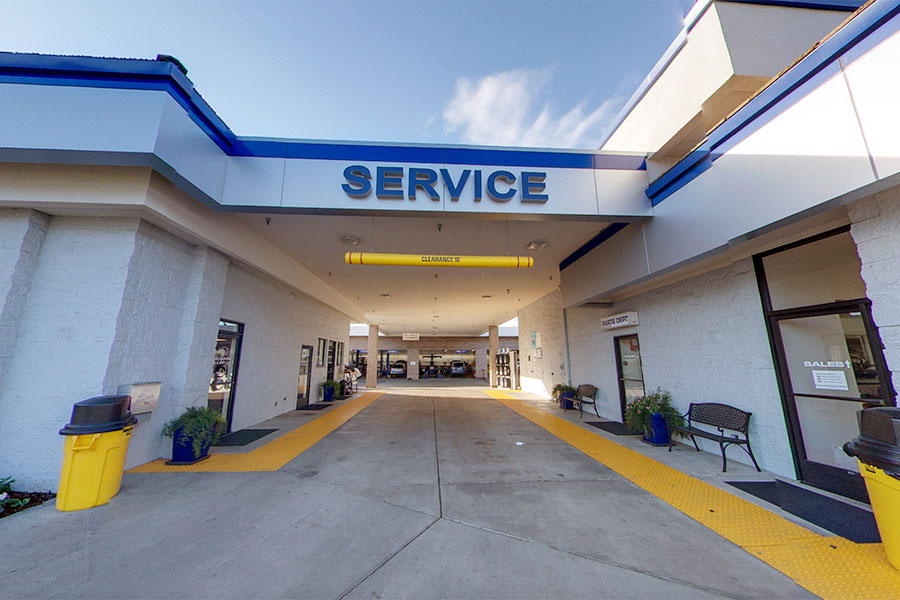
[{"x1": 0, "y1": 386, "x2": 815, "y2": 599}]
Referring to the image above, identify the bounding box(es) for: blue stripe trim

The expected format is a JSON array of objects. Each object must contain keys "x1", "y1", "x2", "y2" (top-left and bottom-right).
[
  {"x1": 647, "y1": 0, "x2": 900, "y2": 205},
  {"x1": 0, "y1": 52, "x2": 645, "y2": 171},
  {"x1": 721, "y1": 0, "x2": 866, "y2": 11},
  {"x1": 645, "y1": 149, "x2": 710, "y2": 200},
  {"x1": 559, "y1": 223, "x2": 629, "y2": 271}
]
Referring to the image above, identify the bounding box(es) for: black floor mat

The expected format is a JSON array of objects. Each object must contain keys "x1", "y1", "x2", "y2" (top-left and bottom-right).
[
  {"x1": 585, "y1": 421, "x2": 640, "y2": 435},
  {"x1": 296, "y1": 403, "x2": 330, "y2": 411},
  {"x1": 213, "y1": 428, "x2": 278, "y2": 446},
  {"x1": 726, "y1": 480, "x2": 879, "y2": 543}
]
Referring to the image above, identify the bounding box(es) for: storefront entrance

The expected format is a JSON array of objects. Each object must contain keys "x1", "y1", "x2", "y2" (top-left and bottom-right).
[
  {"x1": 755, "y1": 228, "x2": 896, "y2": 501},
  {"x1": 208, "y1": 319, "x2": 244, "y2": 433},
  {"x1": 614, "y1": 334, "x2": 645, "y2": 420},
  {"x1": 297, "y1": 344, "x2": 313, "y2": 408}
]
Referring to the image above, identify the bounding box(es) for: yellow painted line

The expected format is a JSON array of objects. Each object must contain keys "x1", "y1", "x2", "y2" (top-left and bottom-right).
[
  {"x1": 486, "y1": 390, "x2": 900, "y2": 600},
  {"x1": 128, "y1": 392, "x2": 383, "y2": 473}
]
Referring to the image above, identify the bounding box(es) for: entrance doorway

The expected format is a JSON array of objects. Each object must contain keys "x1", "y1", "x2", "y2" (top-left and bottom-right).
[
  {"x1": 208, "y1": 319, "x2": 244, "y2": 433},
  {"x1": 614, "y1": 334, "x2": 645, "y2": 420},
  {"x1": 755, "y1": 228, "x2": 896, "y2": 501},
  {"x1": 326, "y1": 340, "x2": 336, "y2": 381},
  {"x1": 297, "y1": 344, "x2": 313, "y2": 408}
]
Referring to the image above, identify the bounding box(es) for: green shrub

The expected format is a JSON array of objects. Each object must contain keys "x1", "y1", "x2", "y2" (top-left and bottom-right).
[
  {"x1": 623, "y1": 388, "x2": 685, "y2": 435},
  {"x1": 552, "y1": 384, "x2": 577, "y2": 398},
  {"x1": 162, "y1": 407, "x2": 226, "y2": 459},
  {"x1": 0, "y1": 477, "x2": 29, "y2": 514},
  {"x1": 321, "y1": 380, "x2": 342, "y2": 399}
]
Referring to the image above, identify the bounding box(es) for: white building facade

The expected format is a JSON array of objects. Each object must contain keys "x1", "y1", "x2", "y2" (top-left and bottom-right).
[{"x1": 2, "y1": 0, "x2": 898, "y2": 503}]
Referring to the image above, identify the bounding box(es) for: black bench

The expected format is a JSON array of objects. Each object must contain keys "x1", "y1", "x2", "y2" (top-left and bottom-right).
[
  {"x1": 667, "y1": 402, "x2": 761, "y2": 473},
  {"x1": 574, "y1": 384, "x2": 599, "y2": 419}
]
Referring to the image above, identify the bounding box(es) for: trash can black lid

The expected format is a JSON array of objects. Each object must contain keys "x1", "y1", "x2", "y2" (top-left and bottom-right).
[
  {"x1": 59, "y1": 395, "x2": 138, "y2": 436},
  {"x1": 844, "y1": 407, "x2": 900, "y2": 478},
  {"x1": 857, "y1": 406, "x2": 900, "y2": 445}
]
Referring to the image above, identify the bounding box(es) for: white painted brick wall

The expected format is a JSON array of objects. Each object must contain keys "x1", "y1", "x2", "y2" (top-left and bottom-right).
[
  {"x1": 849, "y1": 186, "x2": 900, "y2": 397},
  {"x1": 0, "y1": 217, "x2": 139, "y2": 490},
  {"x1": 220, "y1": 263, "x2": 351, "y2": 430},
  {"x1": 566, "y1": 258, "x2": 795, "y2": 477},
  {"x1": 0, "y1": 209, "x2": 49, "y2": 388},
  {"x1": 517, "y1": 290, "x2": 568, "y2": 397},
  {"x1": 102, "y1": 221, "x2": 210, "y2": 468}
]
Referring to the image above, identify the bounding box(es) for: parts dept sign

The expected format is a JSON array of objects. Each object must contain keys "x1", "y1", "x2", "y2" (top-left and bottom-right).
[
  {"x1": 229, "y1": 157, "x2": 651, "y2": 218},
  {"x1": 601, "y1": 311, "x2": 639, "y2": 330}
]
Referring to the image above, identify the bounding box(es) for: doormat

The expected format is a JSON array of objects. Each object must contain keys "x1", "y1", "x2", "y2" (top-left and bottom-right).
[
  {"x1": 213, "y1": 428, "x2": 278, "y2": 447},
  {"x1": 585, "y1": 421, "x2": 640, "y2": 436},
  {"x1": 726, "y1": 480, "x2": 879, "y2": 543},
  {"x1": 296, "y1": 403, "x2": 330, "y2": 411}
]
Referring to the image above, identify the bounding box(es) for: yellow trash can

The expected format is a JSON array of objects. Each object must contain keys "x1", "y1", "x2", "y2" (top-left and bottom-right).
[
  {"x1": 57, "y1": 395, "x2": 137, "y2": 512},
  {"x1": 844, "y1": 406, "x2": 900, "y2": 570},
  {"x1": 858, "y1": 462, "x2": 900, "y2": 570}
]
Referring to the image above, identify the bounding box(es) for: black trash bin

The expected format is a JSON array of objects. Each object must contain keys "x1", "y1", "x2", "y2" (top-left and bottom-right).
[
  {"x1": 844, "y1": 406, "x2": 900, "y2": 569},
  {"x1": 57, "y1": 395, "x2": 138, "y2": 511}
]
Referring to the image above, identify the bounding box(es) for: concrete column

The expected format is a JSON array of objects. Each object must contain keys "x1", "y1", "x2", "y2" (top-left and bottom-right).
[
  {"x1": 407, "y1": 347, "x2": 420, "y2": 380},
  {"x1": 489, "y1": 325, "x2": 500, "y2": 387},
  {"x1": 475, "y1": 344, "x2": 488, "y2": 380},
  {"x1": 155, "y1": 247, "x2": 228, "y2": 420},
  {"x1": 366, "y1": 325, "x2": 379, "y2": 388}
]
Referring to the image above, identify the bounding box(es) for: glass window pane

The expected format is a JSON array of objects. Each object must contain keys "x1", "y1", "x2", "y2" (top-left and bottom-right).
[
  {"x1": 762, "y1": 232, "x2": 865, "y2": 311},
  {"x1": 778, "y1": 312, "x2": 886, "y2": 400}
]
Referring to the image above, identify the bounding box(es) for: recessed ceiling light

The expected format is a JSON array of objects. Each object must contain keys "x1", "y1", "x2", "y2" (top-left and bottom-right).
[
  {"x1": 380, "y1": 293, "x2": 390, "y2": 298},
  {"x1": 482, "y1": 295, "x2": 491, "y2": 300},
  {"x1": 341, "y1": 234, "x2": 361, "y2": 246},
  {"x1": 527, "y1": 240, "x2": 548, "y2": 250}
]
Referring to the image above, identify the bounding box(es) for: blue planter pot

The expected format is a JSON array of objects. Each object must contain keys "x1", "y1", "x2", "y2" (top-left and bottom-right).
[
  {"x1": 167, "y1": 427, "x2": 212, "y2": 465},
  {"x1": 641, "y1": 412, "x2": 670, "y2": 446},
  {"x1": 323, "y1": 386, "x2": 335, "y2": 402},
  {"x1": 560, "y1": 391, "x2": 575, "y2": 410}
]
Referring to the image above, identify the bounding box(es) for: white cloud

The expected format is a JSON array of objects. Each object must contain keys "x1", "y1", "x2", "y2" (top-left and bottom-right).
[{"x1": 442, "y1": 69, "x2": 618, "y2": 149}]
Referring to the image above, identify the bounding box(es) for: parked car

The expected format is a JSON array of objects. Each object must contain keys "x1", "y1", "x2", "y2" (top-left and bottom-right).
[
  {"x1": 450, "y1": 360, "x2": 467, "y2": 377},
  {"x1": 389, "y1": 360, "x2": 407, "y2": 378}
]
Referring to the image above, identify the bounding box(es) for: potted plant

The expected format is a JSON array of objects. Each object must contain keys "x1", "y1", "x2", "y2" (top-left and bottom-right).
[
  {"x1": 321, "y1": 380, "x2": 341, "y2": 402},
  {"x1": 162, "y1": 407, "x2": 226, "y2": 464},
  {"x1": 623, "y1": 388, "x2": 685, "y2": 446},
  {"x1": 552, "y1": 384, "x2": 578, "y2": 410}
]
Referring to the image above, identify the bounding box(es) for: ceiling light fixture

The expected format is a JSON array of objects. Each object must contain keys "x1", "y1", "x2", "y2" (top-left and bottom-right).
[
  {"x1": 482, "y1": 295, "x2": 491, "y2": 300},
  {"x1": 380, "y1": 293, "x2": 390, "y2": 298},
  {"x1": 527, "y1": 240, "x2": 548, "y2": 250},
  {"x1": 341, "y1": 234, "x2": 361, "y2": 246}
]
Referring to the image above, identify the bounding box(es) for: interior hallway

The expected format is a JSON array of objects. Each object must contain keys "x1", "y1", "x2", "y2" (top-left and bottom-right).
[{"x1": 0, "y1": 386, "x2": 813, "y2": 599}]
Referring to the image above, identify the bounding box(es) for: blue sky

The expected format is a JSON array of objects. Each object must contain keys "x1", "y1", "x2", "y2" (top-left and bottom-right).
[{"x1": 3, "y1": 0, "x2": 695, "y2": 148}]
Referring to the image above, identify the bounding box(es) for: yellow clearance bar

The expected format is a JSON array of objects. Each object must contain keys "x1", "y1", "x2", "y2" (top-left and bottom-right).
[{"x1": 345, "y1": 252, "x2": 534, "y2": 268}]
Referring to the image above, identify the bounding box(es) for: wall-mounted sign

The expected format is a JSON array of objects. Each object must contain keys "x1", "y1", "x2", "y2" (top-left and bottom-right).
[
  {"x1": 601, "y1": 311, "x2": 639, "y2": 330},
  {"x1": 343, "y1": 165, "x2": 548, "y2": 204},
  {"x1": 402, "y1": 333, "x2": 420, "y2": 341}
]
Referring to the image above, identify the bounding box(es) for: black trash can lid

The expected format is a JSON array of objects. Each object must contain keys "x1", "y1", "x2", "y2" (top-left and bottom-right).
[
  {"x1": 59, "y1": 395, "x2": 138, "y2": 436},
  {"x1": 844, "y1": 407, "x2": 900, "y2": 477}
]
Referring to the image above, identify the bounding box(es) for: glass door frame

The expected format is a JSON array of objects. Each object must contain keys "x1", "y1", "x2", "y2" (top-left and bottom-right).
[
  {"x1": 297, "y1": 344, "x2": 313, "y2": 409},
  {"x1": 614, "y1": 333, "x2": 645, "y2": 421},
  {"x1": 215, "y1": 320, "x2": 244, "y2": 434},
  {"x1": 754, "y1": 232, "x2": 896, "y2": 501}
]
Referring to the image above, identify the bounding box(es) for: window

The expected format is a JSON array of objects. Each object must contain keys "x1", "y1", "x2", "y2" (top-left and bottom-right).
[{"x1": 316, "y1": 338, "x2": 326, "y2": 367}]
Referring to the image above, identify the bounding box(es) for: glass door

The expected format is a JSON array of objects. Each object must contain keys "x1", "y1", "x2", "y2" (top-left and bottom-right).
[
  {"x1": 297, "y1": 345, "x2": 313, "y2": 408},
  {"x1": 208, "y1": 320, "x2": 243, "y2": 433},
  {"x1": 772, "y1": 303, "x2": 893, "y2": 501},
  {"x1": 615, "y1": 334, "x2": 645, "y2": 421},
  {"x1": 326, "y1": 340, "x2": 336, "y2": 381}
]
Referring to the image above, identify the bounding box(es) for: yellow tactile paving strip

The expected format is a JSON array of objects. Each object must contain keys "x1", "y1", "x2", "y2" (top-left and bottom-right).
[
  {"x1": 486, "y1": 390, "x2": 900, "y2": 600},
  {"x1": 127, "y1": 392, "x2": 383, "y2": 473}
]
